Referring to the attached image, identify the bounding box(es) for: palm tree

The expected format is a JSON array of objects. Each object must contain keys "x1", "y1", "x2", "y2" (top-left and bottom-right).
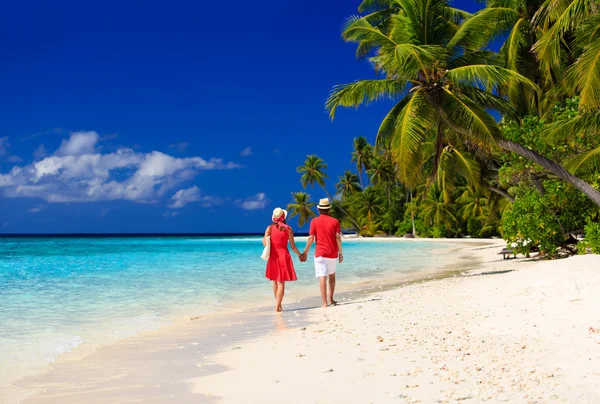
[
  {"x1": 456, "y1": 186, "x2": 490, "y2": 222},
  {"x1": 531, "y1": 0, "x2": 599, "y2": 110},
  {"x1": 367, "y1": 153, "x2": 396, "y2": 205},
  {"x1": 326, "y1": 0, "x2": 600, "y2": 207},
  {"x1": 297, "y1": 155, "x2": 334, "y2": 201},
  {"x1": 351, "y1": 136, "x2": 373, "y2": 187},
  {"x1": 287, "y1": 192, "x2": 316, "y2": 227},
  {"x1": 420, "y1": 185, "x2": 457, "y2": 230},
  {"x1": 357, "y1": 187, "x2": 385, "y2": 225},
  {"x1": 448, "y1": 0, "x2": 548, "y2": 116},
  {"x1": 336, "y1": 170, "x2": 362, "y2": 198},
  {"x1": 297, "y1": 155, "x2": 361, "y2": 228}
]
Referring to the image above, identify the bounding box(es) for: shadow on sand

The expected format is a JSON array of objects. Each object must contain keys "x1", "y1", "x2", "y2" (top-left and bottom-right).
[
  {"x1": 463, "y1": 269, "x2": 515, "y2": 277},
  {"x1": 284, "y1": 297, "x2": 382, "y2": 312}
]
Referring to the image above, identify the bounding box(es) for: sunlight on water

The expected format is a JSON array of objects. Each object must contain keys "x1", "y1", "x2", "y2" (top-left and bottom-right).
[{"x1": 0, "y1": 236, "x2": 450, "y2": 385}]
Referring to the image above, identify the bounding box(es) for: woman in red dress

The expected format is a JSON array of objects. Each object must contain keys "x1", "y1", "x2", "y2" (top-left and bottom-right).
[{"x1": 263, "y1": 208, "x2": 301, "y2": 312}]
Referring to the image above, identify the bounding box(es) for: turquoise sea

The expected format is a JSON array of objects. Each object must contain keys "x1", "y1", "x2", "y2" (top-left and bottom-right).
[{"x1": 0, "y1": 236, "x2": 451, "y2": 388}]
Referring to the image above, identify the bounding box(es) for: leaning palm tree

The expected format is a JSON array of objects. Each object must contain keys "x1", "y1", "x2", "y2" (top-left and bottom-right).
[
  {"x1": 326, "y1": 0, "x2": 600, "y2": 207},
  {"x1": 336, "y1": 170, "x2": 362, "y2": 198},
  {"x1": 297, "y1": 155, "x2": 361, "y2": 228},
  {"x1": 287, "y1": 192, "x2": 316, "y2": 227},
  {"x1": 351, "y1": 136, "x2": 373, "y2": 187},
  {"x1": 297, "y1": 155, "x2": 334, "y2": 201}
]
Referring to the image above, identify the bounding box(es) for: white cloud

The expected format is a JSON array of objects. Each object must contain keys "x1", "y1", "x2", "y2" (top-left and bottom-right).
[
  {"x1": 168, "y1": 186, "x2": 201, "y2": 208},
  {"x1": 239, "y1": 147, "x2": 252, "y2": 156},
  {"x1": 238, "y1": 193, "x2": 268, "y2": 210},
  {"x1": 56, "y1": 131, "x2": 99, "y2": 156},
  {"x1": 0, "y1": 131, "x2": 240, "y2": 205},
  {"x1": 168, "y1": 186, "x2": 225, "y2": 209}
]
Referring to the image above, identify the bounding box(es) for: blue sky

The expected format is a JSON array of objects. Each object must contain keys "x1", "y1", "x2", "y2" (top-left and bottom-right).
[{"x1": 0, "y1": 0, "x2": 483, "y2": 234}]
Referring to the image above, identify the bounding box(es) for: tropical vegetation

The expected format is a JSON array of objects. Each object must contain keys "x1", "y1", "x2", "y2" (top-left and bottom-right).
[{"x1": 288, "y1": 0, "x2": 600, "y2": 258}]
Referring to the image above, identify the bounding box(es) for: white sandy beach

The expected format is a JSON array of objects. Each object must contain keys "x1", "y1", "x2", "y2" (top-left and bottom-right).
[{"x1": 10, "y1": 240, "x2": 600, "y2": 403}]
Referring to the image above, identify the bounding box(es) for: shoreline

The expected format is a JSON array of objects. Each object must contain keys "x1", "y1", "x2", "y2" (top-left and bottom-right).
[{"x1": 6, "y1": 239, "x2": 498, "y2": 403}]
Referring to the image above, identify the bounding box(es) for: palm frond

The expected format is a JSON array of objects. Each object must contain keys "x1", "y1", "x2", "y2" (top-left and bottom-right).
[
  {"x1": 452, "y1": 148, "x2": 482, "y2": 185},
  {"x1": 447, "y1": 7, "x2": 519, "y2": 50},
  {"x1": 564, "y1": 145, "x2": 600, "y2": 174},
  {"x1": 376, "y1": 95, "x2": 412, "y2": 149},
  {"x1": 439, "y1": 88, "x2": 502, "y2": 146},
  {"x1": 391, "y1": 88, "x2": 435, "y2": 187},
  {"x1": 563, "y1": 16, "x2": 600, "y2": 111},
  {"x1": 532, "y1": 0, "x2": 596, "y2": 69},
  {"x1": 342, "y1": 16, "x2": 397, "y2": 47},
  {"x1": 326, "y1": 80, "x2": 405, "y2": 120},
  {"x1": 457, "y1": 86, "x2": 518, "y2": 118},
  {"x1": 447, "y1": 64, "x2": 539, "y2": 93},
  {"x1": 447, "y1": 51, "x2": 499, "y2": 69}
]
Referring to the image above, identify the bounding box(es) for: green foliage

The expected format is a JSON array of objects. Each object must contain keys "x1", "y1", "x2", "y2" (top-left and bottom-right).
[
  {"x1": 578, "y1": 219, "x2": 600, "y2": 254},
  {"x1": 502, "y1": 181, "x2": 593, "y2": 258}
]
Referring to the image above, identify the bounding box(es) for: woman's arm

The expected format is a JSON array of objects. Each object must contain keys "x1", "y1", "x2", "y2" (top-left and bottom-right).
[
  {"x1": 262, "y1": 226, "x2": 271, "y2": 247},
  {"x1": 288, "y1": 229, "x2": 302, "y2": 256}
]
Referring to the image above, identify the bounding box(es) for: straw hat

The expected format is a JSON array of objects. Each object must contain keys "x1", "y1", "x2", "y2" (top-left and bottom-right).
[
  {"x1": 272, "y1": 207, "x2": 288, "y2": 220},
  {"x1": 317, "y1": 198, "x2": 332, "y2": 209}
]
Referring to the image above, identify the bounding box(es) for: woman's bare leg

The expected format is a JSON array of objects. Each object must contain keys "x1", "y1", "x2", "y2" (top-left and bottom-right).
[
  {"x1": 275, "y1": 281, "x2": 285, "y2": 312},
  {"x1": 272, "y1": 281, "x2": 277, "y2": 300}
]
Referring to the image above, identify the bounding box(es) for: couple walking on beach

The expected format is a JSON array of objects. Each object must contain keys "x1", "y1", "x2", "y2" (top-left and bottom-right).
[{"x1": 263, "y1": 198, "x2": 343, "y2": 312}]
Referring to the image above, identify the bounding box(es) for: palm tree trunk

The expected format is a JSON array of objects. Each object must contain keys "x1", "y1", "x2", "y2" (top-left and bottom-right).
[
  {"x1": 357, "y1": 165, "x2": 364, "y2": 189},
  {"x1": 410, "y1": 191, "x2": 416, "y2": 237},
  {"x1": 497, "y1": 139, "x2": 600, "y2": 207}
]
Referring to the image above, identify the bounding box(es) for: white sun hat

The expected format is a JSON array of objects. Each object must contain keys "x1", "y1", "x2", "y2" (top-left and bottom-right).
[
  {"x1": 317, "y1": 198, "x2": 332, "y2": 209},
  {"x1": 272, "y1": 207, "x2": 288, "y2": 221}
]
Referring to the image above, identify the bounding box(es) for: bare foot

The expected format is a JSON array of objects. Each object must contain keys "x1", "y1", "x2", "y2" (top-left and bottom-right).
[
  {"x1": 321, "y1": 304, "x2": 328, "y2": 308},
  {"x1": 276, "y1": 306, "x2": 283, "y2": 312},
  {"x1": 330, "y1": 299, "x2": 338, "y2": 306}
]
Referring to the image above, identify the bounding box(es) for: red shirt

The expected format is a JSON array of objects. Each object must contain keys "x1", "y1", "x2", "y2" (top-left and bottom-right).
[{"x1": 309, "y1": 214, "x2": 341, "y2": 259}]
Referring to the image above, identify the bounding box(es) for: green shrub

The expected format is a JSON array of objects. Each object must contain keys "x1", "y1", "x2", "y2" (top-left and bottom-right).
[
  {"x1": 502, "y1": 181, "x2": 592, "y2": 258},
  {"x1": 580, "y1": 219, "x2": 600, "y2": 254}
]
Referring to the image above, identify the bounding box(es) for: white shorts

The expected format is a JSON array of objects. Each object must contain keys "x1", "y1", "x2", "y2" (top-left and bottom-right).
[{"x1": 314, "y1": 257, "x2": 337, "y2": 278}]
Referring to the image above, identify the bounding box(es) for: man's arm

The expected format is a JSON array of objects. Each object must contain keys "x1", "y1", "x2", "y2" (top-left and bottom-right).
[
  {"x1": 301, "y1": 235, "x2": 315, "y2": 261},
  {"x1": 336, "y1": 232, "x2": 343, "y2": 263}
]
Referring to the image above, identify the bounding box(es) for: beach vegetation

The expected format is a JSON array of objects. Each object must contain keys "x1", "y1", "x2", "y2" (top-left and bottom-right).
[{"x1": 288, "y1": 0, "x2": 600, "y2": 256}]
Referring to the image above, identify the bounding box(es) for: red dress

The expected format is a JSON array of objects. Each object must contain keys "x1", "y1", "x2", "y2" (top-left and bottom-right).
[{"x1": 265, "y1": 224, "x2": 298, "y2": 282}]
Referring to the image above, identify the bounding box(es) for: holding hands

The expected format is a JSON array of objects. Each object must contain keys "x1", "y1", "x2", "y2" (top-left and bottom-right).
[{"x1": 298, "y1": 252, "x2": 307, "y2": 263}]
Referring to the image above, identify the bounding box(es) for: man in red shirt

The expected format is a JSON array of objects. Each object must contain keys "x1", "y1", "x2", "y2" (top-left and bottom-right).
[{"x1": 301, "y1": 198, "x2": 343, "y2": 308}]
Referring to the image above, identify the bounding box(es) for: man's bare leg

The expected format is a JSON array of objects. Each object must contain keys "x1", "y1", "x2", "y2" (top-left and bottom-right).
[
  {"x1": 328, "y1": 273, "x2": 337, "y2": 305},
  {"x1": 319, "y1": 276, "x2": 328, "y2": 308},
  {"x1": 275, "y1": 281, "x2": 285, "y2": 312}
]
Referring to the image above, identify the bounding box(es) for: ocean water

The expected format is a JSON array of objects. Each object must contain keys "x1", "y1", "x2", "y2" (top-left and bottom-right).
[{"x1": 0, "y1": 236, "x2": 452, "y2": 387}]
